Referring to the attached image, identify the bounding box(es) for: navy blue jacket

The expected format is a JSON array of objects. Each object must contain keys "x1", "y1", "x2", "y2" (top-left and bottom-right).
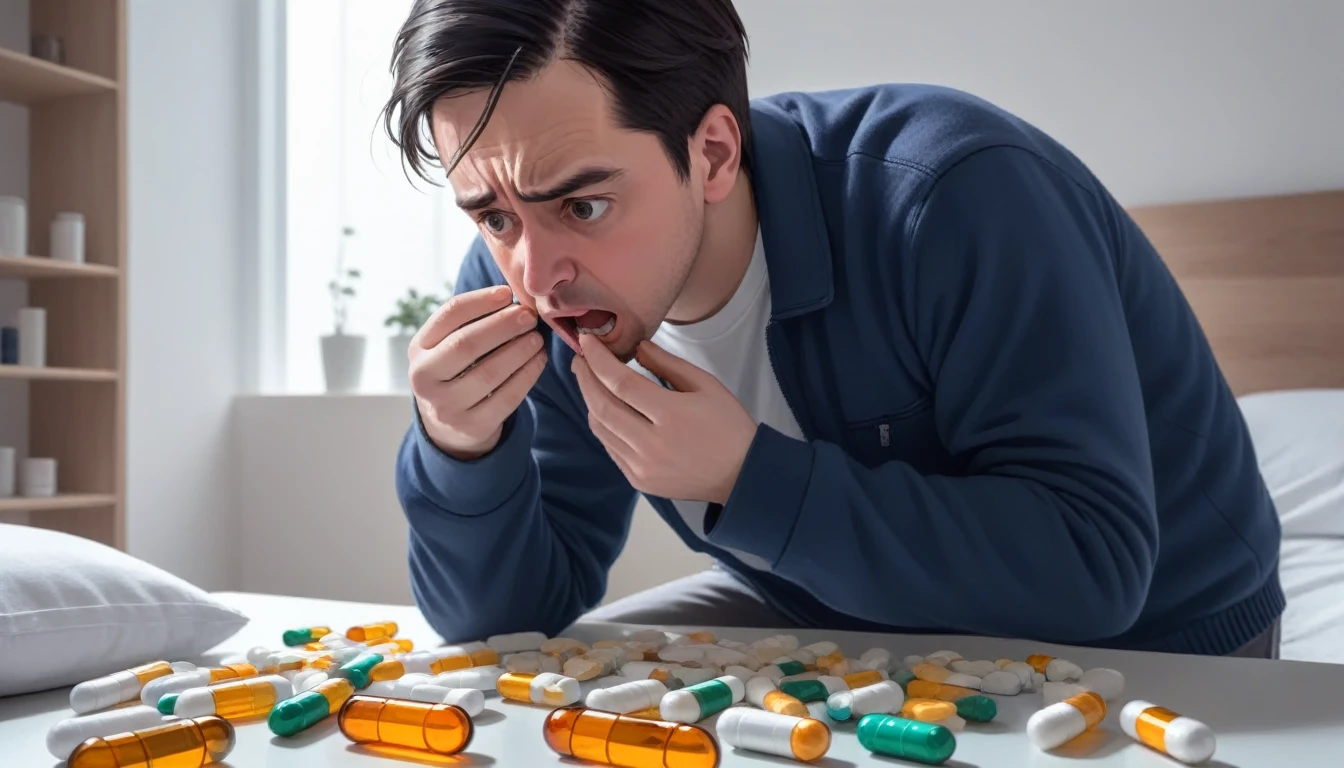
[{"x1": 396, "y1": 84, "x2": 1284, "y2": 656}]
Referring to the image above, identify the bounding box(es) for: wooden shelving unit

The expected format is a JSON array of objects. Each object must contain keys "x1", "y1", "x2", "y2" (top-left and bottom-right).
[{"x1": 0, "y1": 0, "x2": 126, "y2": 549}]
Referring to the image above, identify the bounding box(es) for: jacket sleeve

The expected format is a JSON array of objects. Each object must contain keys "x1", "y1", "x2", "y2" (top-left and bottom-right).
[
  {"x1": 395, "y1": 237, "x2": 640, "y2": 642},
  {"x1": 705, "y1": 147, "x2": 1159, "y2": 643}
]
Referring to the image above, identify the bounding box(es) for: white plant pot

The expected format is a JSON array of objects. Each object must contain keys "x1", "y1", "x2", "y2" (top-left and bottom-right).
[
  {"x1": 388, "y1": 333, "x2": 414, "y2": 393},
  {"x1": 321, "y1": 333, "x2": 366, "y2": 394}
]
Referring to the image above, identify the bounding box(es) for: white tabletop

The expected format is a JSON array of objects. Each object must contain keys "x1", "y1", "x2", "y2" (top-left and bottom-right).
[{"x1": 2, "y1": 591, "x2": 1340, "y2": 767}]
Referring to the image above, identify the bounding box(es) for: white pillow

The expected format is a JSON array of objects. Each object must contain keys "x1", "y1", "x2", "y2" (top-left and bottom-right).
[
  {"x1": 0, "y1": 524, "x2": 248, "y2": 697},
  {"x1": 1238, "y1": 389, "x2": 1344, "y2": 539}
]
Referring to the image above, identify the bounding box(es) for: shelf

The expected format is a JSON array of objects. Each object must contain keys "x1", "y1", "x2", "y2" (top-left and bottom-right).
[
  {"x1": 0, "y1": 493, "x2": 117, "y2": 513},
  {"x1": 0, "y1": 254, "x2": 118, "y2": 280},
  {"x1": 0, "y1": 365, "x2": 118, "y2": 382},
  {"x1": 0, "y1": 46, "x2": 118, "y2": 104}
]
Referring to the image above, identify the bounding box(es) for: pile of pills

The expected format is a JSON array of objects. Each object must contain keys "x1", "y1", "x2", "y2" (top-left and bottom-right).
[{"x1": 44, "y1": 623, "x2": 1218, "y2": 766}]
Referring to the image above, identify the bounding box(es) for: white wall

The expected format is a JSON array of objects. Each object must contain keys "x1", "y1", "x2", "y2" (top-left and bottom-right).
[
  {"x1": 125, "y1": 0, "x2": 247, "y2": 588},
  {"x1": 0, "y1": 0, "x2": 31, "y2": 526},
  {"x1": 735, "y1": 0, "x2": 1344, "y2": 206}
]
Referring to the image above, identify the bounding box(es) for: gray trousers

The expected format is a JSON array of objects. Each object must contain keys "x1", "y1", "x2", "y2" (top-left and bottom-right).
[{"x1": 586, "y1": 566, "x2": 1281, "y2": 659}]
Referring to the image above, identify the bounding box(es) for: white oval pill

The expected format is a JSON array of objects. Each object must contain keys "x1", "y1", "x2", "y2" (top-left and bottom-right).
[
  {"x1": 1004, "y1": 662, "x2": 1035, "y2": 690},
  {"x1": 980, "y1": 670, "x2": 1023, "y2": 696},
  {"x1": 1120, "y1": 699, "x2": 1216, "y2": 765},
  {"x1": 1046, "y1": 659, "x2": 1084, "y2": 683},
  {"x1": 716, "y1": 706, "x2": 831, "y2": 761},
  {"x1": 848, "y1": 680, "x2": 905, "y2": 717},
  {"x1": 585, "y1": 678, "x2": 667, "y2": 713},
  {"x1": 902, "y1": 655, "x2": 925, "y2": 668},
  {"x1": 1081, "y1": 668, "x2": 1124, "y2": 701},
  {"x1": 140, "y1": 670, "x2": 210, "y2": 706},
  {"x1": 436, "y1": 665, "x2": 504, "y2": 690},
  {"x1": 860, "y1": 648, "x2": 891, "y2": 671},
  {"x1": 1043, "y1": 682, "x2": 1089, "y2": 706},
  {"x1": 943, "y1": 673, "x2": 982, "y2": 689},
  {"x1": 442, "y1": 687, "x2": 485, "y2": 717}
]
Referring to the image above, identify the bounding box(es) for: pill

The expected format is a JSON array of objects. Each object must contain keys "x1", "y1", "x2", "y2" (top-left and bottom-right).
[
  {"x1": 366, "y1": 639, "x2": 415, "y2": 655},
  {"x1": 292, "y1": 669, "x2": 330, "y2": 693},
  {"x1": 487, "y1": 631, "x2": 547, "y2": 653},
  {"x1": 717, "y1": 707, "x2": 831, "y2": 762},
  {"x1": 437, "y1": 665, "x2": 505, "y2": 690},
  {"x1": 503, "y1": 650, "x2": 556, "y2": 673},
  {"x1": 660, "y1": 675, "x2": 745, "y2": 723},
  {"x1": 565, "y1": 656, "x2": 607, "y2": 681},
  {"x1": 722, "y1": 665, "x2": 758, "y2": 684},
  {"x1": 269, "y1": 677, "x2": 355, "y2": 736},
  {"x1": 773, "y1": 635, "x2": 801, "y2": 652},
  {"x1": 247, "y1": 646, "x2": 276, "y2": 666},
  {"x1": 824, "y1": 658, "x2": 852, "y2": 675},
  {"x1": 1026, "y1": 654, "x2": 1053, "y2": 674},
  {"x1": 746, "y1": 676, "x2": 809, "y2": 717},
  {"x1": 953, "y1": 695, "x2": 997, "y2": 722},
  {"x1": 814, "y1": 650, "x2": 843, "y2": 669},
  {"x1": 586, "y1": 679, "x2": 668, "y2": 714},
  {"x1": 140, "y1": 664, "x2": 258, "y2": 707},
  {"x1": 67, "y1": 715, "x2": 234, "y2": 768},
  {"x1": 365, "y1": 676, "x2": 451, "y2": 702},
  {"x1": 431, "y1": 647, "x2": 500, "y2": 674},
  {"x1": 1034, "y1": 673, "x2": 1047, "y2": 690},
  {"x1": 1081, "y1": 668, "x2": 1125, "y2": 701},
  {"x1": 995, "y1": 658, "x2": 1015, "y2": 669},
  {"x1": 1028, "y1": 690, "x2": 1107, "y2": 751},
  {"x1": 45, "y1": 705, "x2": 170, "y2": 759},
  {"x1": 497, "y1": 671, "x2": 581, "y2": 706},
  {"x1": 71, "y1": 661, "x2": 191, "y2": 714},
  {"x1": 705, "y1": 647, "x2": 748, "y2": 667},
  {"x1": 541, "y1": 638, "x2": 590, "y2": 660},
  {"x1": 283, "y1": 626, "x2": 332, "y2": 646},
  {"x1": 948, "y1": 660, "x2": 998, "y2": 678},
  {"x1": 912, "y1": 663, "x2": 953, "y2": 683},
  {"x1": 174, "y1": 674, "x2": 294, "y2": 719},
  {"x1": 1121, "y1": 699, "x2": 1216, "y2": 764},
  {"x1": 780, "y1": 676, "x2": 847, "y2": 703},
  {"x1": 1003, "y1": 662, "x2": 1035, "y2": 690},
  {"x1": 1046, "y1": 659, "x2": 1084, "y2": 683},
  {"x1": 856, "y1": 714, "x2": 956, "y2": 765},
  {"x1": 827, "y1": 680, "x2": 905, "y2": 720},
  {"x1": 903, "y1": 655, "x2": 926, "y2": 668},
  {"x1": 791, "y1": 648, "x2": 820, "y2": 667},
  {"x1": 906, "y1": 680, "x2": 979, "y2": 703},
  {"x1": 900, "y1": 698, "x2": 957, "y2": 722},
  {"x1": 926, "y1": 650, "x2": 963, "y2": 663},
  {"x1": 442, "y1": 688, "x2": 486, "y2": 717},
  {"x1": 671, "y1": 666, "x2": 720, "y2": 687},
  {"x1": 1043, "y1": 682, "x2": 1090, "y2": 706},
  {"x1": 339, "y1": 695, "x2": 473, "y2": 755},
  {"x1": 892, "y1": 669, "x2": 916, "y2": 689},
  {"x1": 943, "y1": 673, "x2": 982, "y2": 690},
  {"x1": 842, "y1": 669, "x2": 888, "y2": 689},
  {"x1": 627, "y1": 629, "x2": 668, "y2": 647},
  {"x1": 332, "y1": 652, "x2": 384, "y2": 689},
  {"x1": 860, "y1": 648, "x2": 892, "y2": 671},
  {"x1": 543, "y1": 705, "x2": 719, "y2": 768},
  {"x1": 980, "y1": 670, "x2": 1023, "y2": 695},
  {"x1": 345, "y1": 622, "x2": 399, "y2": 642},
  {"x1": 686, "y1": 631, "x2": 716, "y2": 643}
]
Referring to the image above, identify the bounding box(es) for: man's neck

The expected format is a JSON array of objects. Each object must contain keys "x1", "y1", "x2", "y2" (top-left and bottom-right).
[{"x1": 665, "y1": 174, "x2": 758, "y2": 326}]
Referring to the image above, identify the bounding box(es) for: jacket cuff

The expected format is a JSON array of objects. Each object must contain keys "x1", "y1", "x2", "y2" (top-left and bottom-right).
[
  {"x1": 704, "y1": 424, "x2": 813, "y2": 565},
  {"x1": 408, "y1": 400, "x2": 533, "y2": 516}
]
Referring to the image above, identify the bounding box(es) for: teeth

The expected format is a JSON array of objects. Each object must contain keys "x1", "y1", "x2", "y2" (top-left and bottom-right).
[{"x1": 576, "y1": 317, "x2": 616, "y2": 337}]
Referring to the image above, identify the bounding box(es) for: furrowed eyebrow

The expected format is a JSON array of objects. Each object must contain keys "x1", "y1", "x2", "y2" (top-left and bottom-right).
[
  {"x1": 516, "y1": 168, "x2": 623, "y2": 204},
  {"x1": 455, "y1": 189, "x2": 498, "y2": 212}
]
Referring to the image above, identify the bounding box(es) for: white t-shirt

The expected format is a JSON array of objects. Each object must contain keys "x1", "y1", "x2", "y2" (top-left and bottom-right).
[{"x1": 630, "y1": 229, "x2": 804, "y2": 571}]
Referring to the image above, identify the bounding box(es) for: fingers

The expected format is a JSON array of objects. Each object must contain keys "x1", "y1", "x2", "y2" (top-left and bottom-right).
[
  {"x1": 633, "y1": 340, "x2": 707, "y2": 394},
  {"x1": 578, "y1": 333, "x2": 668, "y2": 419},
  {"x1": 412, "y1": 303, "x2": 538, "y2": 384},
  {"x1": 415, "y1": 285, "x2": 514, "y2": 349},
  {"x1": 572, "y1": 355, "x2": 651, "y2": 446},
  {"x1": 460, "y1": 347, "x2": 549, "y2": 428},
  {"x1": 445, "y1": 330, "x2": 545, "y2": 409}
]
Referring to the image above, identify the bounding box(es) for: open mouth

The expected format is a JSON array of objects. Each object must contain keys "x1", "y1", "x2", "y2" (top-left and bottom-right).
[{"x1": 551, "y1": 309, "x2": 618, "y2": 352}]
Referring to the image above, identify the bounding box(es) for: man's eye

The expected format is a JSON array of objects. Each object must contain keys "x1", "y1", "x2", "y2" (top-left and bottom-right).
[
  {"x1": 482, "y1": 212, "x2": 513, "y2": 234},
  {"x1": 569, "y1": 199, "x2": 610, "y2": 222}
]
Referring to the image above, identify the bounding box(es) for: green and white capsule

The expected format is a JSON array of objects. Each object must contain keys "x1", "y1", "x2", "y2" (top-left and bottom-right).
[
  {"x1": 779, "y1": 675, "x2": 847, "y2": 703},
  {"x1": 659, "y1": 675, "x2": 745, "y2": 723}
]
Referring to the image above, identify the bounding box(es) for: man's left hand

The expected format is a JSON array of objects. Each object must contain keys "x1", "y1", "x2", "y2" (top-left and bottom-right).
[{"x1": 571, "y1": 333, "x2": 757, "y2": 505}]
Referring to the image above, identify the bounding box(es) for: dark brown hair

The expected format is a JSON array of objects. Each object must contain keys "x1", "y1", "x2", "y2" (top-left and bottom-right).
[{"x1": 381, "y1": 0, "x2": 752, "y2": 184}]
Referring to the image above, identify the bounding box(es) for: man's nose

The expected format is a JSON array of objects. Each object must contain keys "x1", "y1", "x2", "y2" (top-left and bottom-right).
[{"x1": 518, "y1": 232, "x2": 577, "y2": 298}]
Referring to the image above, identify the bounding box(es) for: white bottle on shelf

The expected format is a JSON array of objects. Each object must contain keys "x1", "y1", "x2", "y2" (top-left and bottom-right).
[
  {"x1": 21, "y1": 458, "x2": 57, "y2": 497},
  {"x1": 17, "y1": 308, "x2": 46, "y2": 367},
  {"x1": 0, "y1": 196, "x2": 26, "y2": 257},
  {"x1": 51, "y1": 212, "x2": 85, "y2": 263}
]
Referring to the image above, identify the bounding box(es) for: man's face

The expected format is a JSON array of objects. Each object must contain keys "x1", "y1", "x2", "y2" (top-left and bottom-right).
[{"x1": 431, "y1": 60, "x2": 705, "y2": 362}]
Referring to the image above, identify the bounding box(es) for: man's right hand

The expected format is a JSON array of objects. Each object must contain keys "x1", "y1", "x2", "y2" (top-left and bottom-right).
[{"x1": 409, "y1": 285, "x2": 547, "y2": 460}]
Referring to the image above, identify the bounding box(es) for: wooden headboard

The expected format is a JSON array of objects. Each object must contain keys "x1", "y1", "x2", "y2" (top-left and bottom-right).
[{"x1": 1127, "y1": 190, "x2": 1344, "y2": 397}]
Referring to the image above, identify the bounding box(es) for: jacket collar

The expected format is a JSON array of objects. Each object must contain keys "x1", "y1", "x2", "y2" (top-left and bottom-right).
[{"x1": 748, "y1": 100, "x2": 835, "y2": 320}]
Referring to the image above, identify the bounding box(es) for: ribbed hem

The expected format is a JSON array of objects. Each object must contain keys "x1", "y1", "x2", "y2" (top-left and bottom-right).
[{"x1": 1133, "y1": 571, "x2": 1286, "y2": 656}]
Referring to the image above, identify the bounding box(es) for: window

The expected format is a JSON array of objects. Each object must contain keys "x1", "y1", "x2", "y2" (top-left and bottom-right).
[{"x1": 283, "y1": 0, "x2": 479, "y2": 394}]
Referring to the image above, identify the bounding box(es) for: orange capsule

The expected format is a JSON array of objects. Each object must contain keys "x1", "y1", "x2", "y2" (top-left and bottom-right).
[
  {"x1": 338, "y1": 695, "x2": 473, "y2": 755},
  {"x1": 543, "y1": 706, "x2": 719, "y2": 768},
  {"x1": 68, "y1": 715, "x2": 235, "y2": 768},
  {"x1": 1026, "y1": 654, "x2": 1054, "y2": 674},
  {"x1": 346, "y1": 622, "x2": 399, "y2": 642}
]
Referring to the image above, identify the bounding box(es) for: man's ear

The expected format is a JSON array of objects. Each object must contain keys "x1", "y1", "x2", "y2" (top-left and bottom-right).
[{"x1": 693, "y1": 104, "x2": 743, "y2": 205}]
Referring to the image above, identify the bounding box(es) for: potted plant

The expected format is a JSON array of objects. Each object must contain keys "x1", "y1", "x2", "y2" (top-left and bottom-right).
[
  {"x1": 385, "y1": 282, "x2": 451, "y2": 392},
  {"x1": 320, "y1": 226, "x2": 365, "y2": 393}
]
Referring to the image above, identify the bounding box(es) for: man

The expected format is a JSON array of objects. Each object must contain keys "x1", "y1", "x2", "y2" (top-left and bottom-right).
[{"x1": 387, "y1": 0, "x2": 1284, "y2": 658}]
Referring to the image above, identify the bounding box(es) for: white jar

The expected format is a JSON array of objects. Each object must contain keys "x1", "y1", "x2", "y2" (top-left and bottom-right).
[
  {"x1": 50, "y1": 212, "x2": 85, "y2": 263},
  {"x1": 0, "y1": 196, "x2": 26, "y2": 257},
  {"x1": 21, "y1": 457, "x2": 57, "y2": 497},
  {"x1": 17, "y1": 307, "x2": 46, "y2": 367}
]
